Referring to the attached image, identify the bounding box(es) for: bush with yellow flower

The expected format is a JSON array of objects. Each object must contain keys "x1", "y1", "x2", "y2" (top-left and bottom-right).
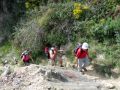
[{"x1": 73, "y1": 2, "x2": 89, "y2": 19}]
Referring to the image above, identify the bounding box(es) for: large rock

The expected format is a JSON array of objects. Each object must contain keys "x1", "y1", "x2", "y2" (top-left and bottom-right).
[{"x1": 1, "y1": 65, "x2": 11, "y2": 77}]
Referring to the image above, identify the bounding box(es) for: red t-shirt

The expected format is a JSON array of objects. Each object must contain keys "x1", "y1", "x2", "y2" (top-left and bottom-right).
[
  {"x1": 76, "y1": 48, "x2": 88, "y2": 59},
  {"x1": 22, "y1": 55, "x2": 30, "y2": 62}
]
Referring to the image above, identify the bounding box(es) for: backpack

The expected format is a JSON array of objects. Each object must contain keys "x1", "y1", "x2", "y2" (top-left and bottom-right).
[{"x1": 74, "y1": 46, "x2": 81, "y2": 54}]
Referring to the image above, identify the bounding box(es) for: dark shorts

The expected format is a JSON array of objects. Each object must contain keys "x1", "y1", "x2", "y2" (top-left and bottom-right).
[{"x1": 23, "y1": 60, "x2": 30, "y2": 65}]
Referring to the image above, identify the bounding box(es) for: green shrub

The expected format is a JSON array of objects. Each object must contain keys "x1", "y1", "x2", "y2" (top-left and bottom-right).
[
  {"x1": 14, "y1": 20, "x2": 44, "y2": 52},
  {"x1": 92, "y1": 42, "x2": 120, "y2": 69},
  {"x1": 89, "y1": 18, "x2": 120, "y2": 43},
  {"x1": 14, "y1": 2, "x2": 76, "y2": 52},
  {"x1": 116, "y1": 0, "x2": 120, "y2": 4},
  {"x1": 90, "y1": 0, "x2": 116, "y2": 21},
  {"x1": 13, "y1": 1, "x2": 120, "y2": 68},
  {"x1": 0, "y1": 42, "x2": 11, "y2": 57}
]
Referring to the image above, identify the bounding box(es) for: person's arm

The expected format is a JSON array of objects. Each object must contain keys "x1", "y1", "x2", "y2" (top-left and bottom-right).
[
  {"x1": 87, "y1": 51, "x2": 92, "y2": 62},
  {"x1": 29, "y1": 55, "x2": 34, "y2": 63},
  {"x1": 21, "y1": 53, "x2": 24, "y2": 58}
]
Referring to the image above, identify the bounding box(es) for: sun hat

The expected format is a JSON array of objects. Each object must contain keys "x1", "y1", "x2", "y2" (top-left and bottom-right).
[{"x1": 82, "y1": 42, "x2": 89, "y2": 49}]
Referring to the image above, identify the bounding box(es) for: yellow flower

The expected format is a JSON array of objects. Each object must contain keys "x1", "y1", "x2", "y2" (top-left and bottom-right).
[
  {"x1": 78, "y1": 3, "x2": 81, "y2": 7},
  {"x1": 73, "y1": 10, "x2": 77, "y2": 15},
  {"x1": 100, "y1": 19, "x2": 105, "y2": 23},
  {"x1": 73, "y1": 9, "x2": 82, "y2": 15},
  {"x1": 76, "y1": 6, "x2": 81, "y2": 10},
  {"x1": 78, "y1": 9, "x2": 82, "y2": 13},
  {"x1": 73, "y1": 2, "x2": 83, "y2": 19},
  {"x1": 82, "y1": 5, "x2": 89, "y2": 10},
  {"x1": 74, "y1": 3, "x2": 81, "y2": 8},
  {"x1": 25, "y1": 2, "x2": 30, "y2": 9}
]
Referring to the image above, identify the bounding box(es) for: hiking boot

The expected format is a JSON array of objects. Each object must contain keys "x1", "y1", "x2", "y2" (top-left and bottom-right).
[
  {"x1": 82, "y1": 67, "x2": 87, "y2": 72},
  {"x1": 78, "y1": 68, "x2": 85, "y2": 74},
  {"x1": 72, "y1": 65, "x2": 75, "y2": 68},
  {"x1": 60, "y1": 65, "x2": 64, "y2": 67},
  {"x1": 81, "y1": 71, "x2": 85, "y2": 75}
]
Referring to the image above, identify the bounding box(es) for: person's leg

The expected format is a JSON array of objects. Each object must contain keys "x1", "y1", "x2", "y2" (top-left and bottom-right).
[
  {"x1": 84, "y1": 57, "x2": 90, "y2": 67},
  {"x1": 59, "y1": 57, "x2": 63, "y2": 67},
  {"x1": 24, "y1": 61, "x2": 29, "y2": 66},
  {"x1": 78, "y1": 59, "x2": 84, "y2": 72},
  {"x1": 82, "y1": 57, "x2": 90, "y2": 71},
  {"x1": 52, "y1": 59, "x2": 56, "y2": 66},
  {"x1": 48, "y1": 59, "x2": 52, "y2": 65},
  {"x1": 26, "y1": 60, "x2": 30, "y2": 66}
]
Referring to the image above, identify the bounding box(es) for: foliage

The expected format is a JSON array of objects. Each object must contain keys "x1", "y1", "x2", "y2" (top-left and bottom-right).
[
  {"x1": 13, "y1": 0, "x2": 120, "y2": 70},
  {"x1": 73, "y1": 2, "x2": 89, "y2": 19},
  {"x1": 0, "y1": 0, "x2": 25, "y2": 40},
  {"x1": 116, "y1": 0, "x2": 120, "y2": 4},
  {"x1": 87, "y1": 0, "x2": 117, "y2": 21},
  {"x1": 0, "y1": 42, "x2": 21, "y2": 65},
  {"x1": 14, "y1": 2, "x2": 76, "y2": 51},
  {"x1": 25, "y1": 0, "x2": 72, "y2": 10},
  {"x1": 14, "y1": 19, "x2": 44, "y2": 52},
  {"x1": 89, "y1": 41, "x2": 120, "y2": 69},
  {"x1": 0, "y1": 42, "x2": 11, "y2": 57},
  {"x1": 90, "y1": 18, "x2": 120, "y2": 43},
  {"x1": 25, "y1": 0, "x2": 48, "y2": 10}
]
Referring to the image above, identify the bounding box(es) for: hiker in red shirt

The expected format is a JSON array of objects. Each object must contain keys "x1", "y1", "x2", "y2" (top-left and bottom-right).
[
  {"x1": 21, "y1": 49, "x2": 32, "y2": 65},
  {"x1": 76, "y1": 42, "x2": 90, "y2": 72}
]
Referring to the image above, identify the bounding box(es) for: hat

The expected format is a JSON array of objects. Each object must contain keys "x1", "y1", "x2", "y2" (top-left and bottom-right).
[
  {"x1": 82, "y1": 42, "x2": 89, "y2": 49},
  {"x1": 51, "y1": 47, "x2": 54, "y2": 50}
]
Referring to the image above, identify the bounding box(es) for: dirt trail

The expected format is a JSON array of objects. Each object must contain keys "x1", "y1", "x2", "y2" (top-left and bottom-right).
[{"x1": 0, "y1": 64, "x2": 120, "y2": 90}]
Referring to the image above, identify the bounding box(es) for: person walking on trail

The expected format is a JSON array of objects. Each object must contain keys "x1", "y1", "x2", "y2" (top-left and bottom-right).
[
  {"x1": 76, "y1": 42, "x2": 90, "y2": 73},
  {"x1": 73, "y1": 42, "x2": 82, "y2": 68},
  {"x1": 21, "y1": 49, "x2": 33, "y2": 65},
  {"x1": 49, "y1": 47, "x2": 57, "y2": 66}
]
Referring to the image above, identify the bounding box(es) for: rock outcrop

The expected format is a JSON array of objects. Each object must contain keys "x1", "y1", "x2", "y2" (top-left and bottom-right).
[{"x1": 0, "y1": 64, "x2": 119, "y2": 90}]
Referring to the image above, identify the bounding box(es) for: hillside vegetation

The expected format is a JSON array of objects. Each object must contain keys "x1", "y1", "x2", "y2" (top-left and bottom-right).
[{"x1": 0, "y1": 0, "x2": 120, "y2": 76}]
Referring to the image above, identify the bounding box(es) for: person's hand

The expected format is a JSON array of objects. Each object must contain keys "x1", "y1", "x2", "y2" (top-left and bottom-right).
[{"x1": 89, "y1": 57, "x2": 93, "y2": 62}]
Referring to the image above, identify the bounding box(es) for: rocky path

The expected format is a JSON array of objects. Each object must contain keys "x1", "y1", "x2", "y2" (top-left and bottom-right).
[{"x1": 0, "y1": 64, "x2": 119, "y2": 90}]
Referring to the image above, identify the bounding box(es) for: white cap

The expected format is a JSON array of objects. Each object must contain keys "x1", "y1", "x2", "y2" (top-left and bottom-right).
[
  {"x1": 51, "y1": 47, "x2": 54, "y2": 50},
  {"x1": 82, "y1": 42, "x2": 89, "y2": 49}
]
